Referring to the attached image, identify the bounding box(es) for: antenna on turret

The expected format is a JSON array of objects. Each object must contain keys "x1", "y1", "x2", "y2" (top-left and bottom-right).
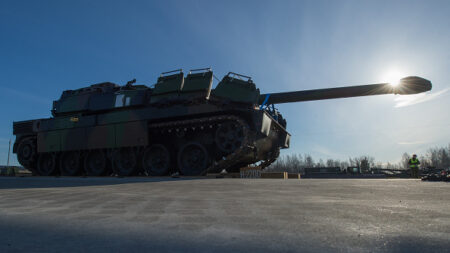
[{"x1": 125, "y1": 79, "x2": 136, "y2": 87}]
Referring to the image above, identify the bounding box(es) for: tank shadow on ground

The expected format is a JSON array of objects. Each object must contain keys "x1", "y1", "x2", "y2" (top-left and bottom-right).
[
  {"x1": 0, "y1": 176, "x2": 204, "y2": 190},
  {"x1": 0, "y1": 215, "x2": 447, "y2": 253}
]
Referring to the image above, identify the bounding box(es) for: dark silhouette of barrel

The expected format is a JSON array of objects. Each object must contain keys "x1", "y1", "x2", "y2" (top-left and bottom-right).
[{"x1": 259, "y1": 76, "x2": 432, "y2": 105}]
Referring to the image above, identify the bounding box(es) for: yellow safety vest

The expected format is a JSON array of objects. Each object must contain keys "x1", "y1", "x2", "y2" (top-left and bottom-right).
[{"x1": 409, "y1": 158, "x2": 419, "y2": 168}]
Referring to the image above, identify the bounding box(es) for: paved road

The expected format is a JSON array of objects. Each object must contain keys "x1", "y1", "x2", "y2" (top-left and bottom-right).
[{"x1": 0, "y1": 177, "x2": 449, "y2": 252}]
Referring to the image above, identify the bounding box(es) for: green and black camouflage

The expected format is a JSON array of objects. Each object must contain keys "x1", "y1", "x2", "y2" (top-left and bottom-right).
[{"x1": 12, "y1": 69, "x2": 432, "y2": 176}]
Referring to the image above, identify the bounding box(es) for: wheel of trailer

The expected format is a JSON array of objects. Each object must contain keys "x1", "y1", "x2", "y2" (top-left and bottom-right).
[
  {"x1": 113, "y1": 148, "x2": 138, "y2": 176},
  {"x1": 60, "y1": 151, "x2": 81, "y2": 176},
  {"x1": 142, "y1": 144, "x2": 171, "y2": 176},
  {"x1": 215, "y1": 121, "x2": 245, "y2": 153},
  {"x1": 17, "y1": 138, "x2": 38, "y2": 170},
  {"x1": 84, "y1": 150, "x2": 108, "y2": 176},
  {"x1": 37, "y1": 153, "x2": 57, "y2": 176},
  {"x1": 177, "y1": 142, "x2": 209, "y2": 176}
]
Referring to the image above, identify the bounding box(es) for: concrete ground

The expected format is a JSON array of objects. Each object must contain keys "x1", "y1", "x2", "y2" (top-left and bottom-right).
[{"x1": 0, "y1": 177, "x2": 449, "y2": 253}]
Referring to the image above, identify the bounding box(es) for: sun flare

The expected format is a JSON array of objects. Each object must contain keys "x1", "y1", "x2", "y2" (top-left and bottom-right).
[{"x1": 381, "y1": 69, "x2": 407, "y2": 87}]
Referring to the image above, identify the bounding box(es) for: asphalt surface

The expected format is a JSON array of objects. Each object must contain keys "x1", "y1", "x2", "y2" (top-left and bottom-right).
[{"x1": 0, "y1": 177, "x2": 449, "y2": 253}]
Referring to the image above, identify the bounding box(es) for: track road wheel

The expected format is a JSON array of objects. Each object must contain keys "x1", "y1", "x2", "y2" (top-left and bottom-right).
[
  {"x1": 215, "y1": 121, "x2": 245, "y2": 153},
  {"x1": 84, "y1": 150, "x2": 107, "y2": 176},
  {"x1": 60, "y1": 152, "x2": 81, "y2": 176},
  {"x1": 17, "y1": 138, "x2": 38, "y2": 171},
  {"x1": 177, "y1": 142, "x2": 209, "y2": 176},
  {"x1": 37, "y1": 153, "x2": 57, "y2": 176},
  {"x1": 114, "y1": 148, "x2": 138, "y2": 176},
  {"x1": 142, "y1": 144, "x2": 170, "y2": 176}
]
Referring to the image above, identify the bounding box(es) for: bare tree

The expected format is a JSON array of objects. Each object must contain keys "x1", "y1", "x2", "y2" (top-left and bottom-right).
[
  {"x1": 316, "y1": 159, "x2": 325, "y2": 167},
  {"x1": 285, "y1": 154, "x2": 302, "y2": 173},
  {"x1": 348, "y1": 157, "x2": 355, "y2": 167},
  {"x1": 401, "y1": 152, "x2": 410, "y2": 170},
  {"x1": 347, "y1": 155, "x2": 374, "y2": 172},
  {"x1": 267, "y1": 143, "x2": 450, "y2": 174},
  {"x1": 429, "y1": 148, "x2": 440, "y2": 168},
  {"x1": 333, "y1": 159, "x2": 341, "y2": 168},
  {"x1": 438, "y1": 148, "x2": 449, "y2": 168},
  {"x1": 340, "y1": 161, "x2": 349, "y2": 171},
  {"x1": 349, "y1": 156, "x2": 361, "y2": 168},
  {"x1": 326, "y1": 159, "x2": 334, "y2": 167},
  {"x1": 267, "y1": 153, "x2": 305, "y2": 173},
  {"x1": 304, "y1": 154, "x2": 314, "y2": 168},
  {"x1": 361, "y1": 156, "x2": 374, "y2": 172},
  {"x1": 419, "y1": 155, "x2": 431, "y2": 168}
]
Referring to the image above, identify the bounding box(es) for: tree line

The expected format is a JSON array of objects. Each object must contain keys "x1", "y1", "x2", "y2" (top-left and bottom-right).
[{"x1": 266, "y1": 143, "x2": 450, "y2": 173}]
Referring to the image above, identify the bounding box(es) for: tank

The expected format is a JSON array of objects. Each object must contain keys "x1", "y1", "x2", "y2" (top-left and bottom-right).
[{"x1": 12, "y1": 68, "x2": 432, "y2": 176}]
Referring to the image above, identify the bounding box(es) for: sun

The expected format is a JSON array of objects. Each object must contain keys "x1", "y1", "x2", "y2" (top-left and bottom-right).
[{"x1": 381, "y1": 68, "x2": 407, "y2": 87}]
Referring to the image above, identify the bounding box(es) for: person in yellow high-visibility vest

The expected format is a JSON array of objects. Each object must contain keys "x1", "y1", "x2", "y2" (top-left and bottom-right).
[{"x1": 408, "y1": 154, "x2": 420, "y2": 178}]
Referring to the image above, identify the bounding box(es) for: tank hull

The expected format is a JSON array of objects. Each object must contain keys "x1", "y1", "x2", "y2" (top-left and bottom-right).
[{"x1": 13, "y1": 103, "x2": 290, "y2": 176}]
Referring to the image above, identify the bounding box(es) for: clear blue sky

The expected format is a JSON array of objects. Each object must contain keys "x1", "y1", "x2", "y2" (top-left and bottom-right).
[{"x1": 0, "y1": 0, "x2": 449, "y2": 166}]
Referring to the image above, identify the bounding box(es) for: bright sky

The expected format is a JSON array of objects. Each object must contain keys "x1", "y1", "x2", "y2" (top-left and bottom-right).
[{"x1": 0, "y1": 0, "x2": 449, "y2": 166}]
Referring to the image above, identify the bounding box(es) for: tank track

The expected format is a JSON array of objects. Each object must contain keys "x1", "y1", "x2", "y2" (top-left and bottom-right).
[
  {"x1": 149, "y1": 114, "x2": 257, "y2": 175},
  {"x1": 259, "y1": 148, "x2": 280, "y2": 169}
]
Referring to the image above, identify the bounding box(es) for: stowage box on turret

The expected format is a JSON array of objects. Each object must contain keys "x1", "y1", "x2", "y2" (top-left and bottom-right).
[{"x1": 12, "y1": 68, "x2": 432, "y2": 176}]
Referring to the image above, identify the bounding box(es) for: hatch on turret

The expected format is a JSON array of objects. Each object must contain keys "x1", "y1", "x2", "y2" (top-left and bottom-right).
[
  {"x1": 211, "y1": 72, "x2": 260, "y2": 104},
  {"x1": 180, "y1": 68, "x2": 213, "y2": 100},
  {"x1": 149, "y1": 68, "x2": 213, "y2": 103},
  {"x1": 150, "y1": 69, "x2": 185, "y2": 104}
]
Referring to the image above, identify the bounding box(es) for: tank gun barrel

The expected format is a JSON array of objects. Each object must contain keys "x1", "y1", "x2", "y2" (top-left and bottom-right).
[{"x1": 259, "y1": 76, "x2": 432, "y2": 105}]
